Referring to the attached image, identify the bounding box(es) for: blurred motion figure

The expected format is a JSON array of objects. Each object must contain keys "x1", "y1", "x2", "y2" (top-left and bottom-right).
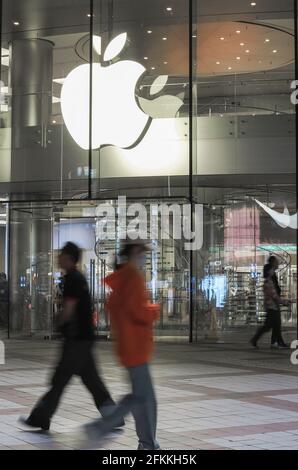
[
  {"x1": 87, "y1": 239, "x2": 160, "y2": 450},
  {"x1": 20, "y1": 242, "x2": 120, "y2": 431}
]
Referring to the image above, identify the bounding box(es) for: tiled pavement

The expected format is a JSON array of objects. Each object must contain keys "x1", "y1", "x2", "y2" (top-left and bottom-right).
[{"x1": 0, "y1": 334, "x2": 298, "y2": 450}]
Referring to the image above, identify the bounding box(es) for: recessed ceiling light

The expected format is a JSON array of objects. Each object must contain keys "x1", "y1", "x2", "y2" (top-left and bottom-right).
[
  {"x1": 13, "y1": 21, "x2": 20, "y2": 26},
  {"x1": 240, "y1": 42, "x2": 245, "y2": 46},
  {"x1": 52, "y1": 120, "x2": 57, "y2": 124},
  {"x1": 166, "y1": 7, "x2": 173, "y2": 11},
  {"x1": 251, "y1": 2, "x2": 256, "y2": 6},
  {"x1": 163, "y1": 61, "x2": 168, "y2": 64},
  {"x1": 245, "y1": 49, "x2": 250, "y2": 53},
  {"x1": 273, "y1": 49, "x2": 277, "y2": 53},
  {"x1": 265, "y1": 38, "x2": 270, "y2": 43},
  {"x1": 236, "y1": 56, "x2": 241, "y2": 60},
  {"x1": 151, "y1": 66, "x2": 155, "y2": 70},
  {"x1": 216, "y1": 61, "x2": 220, "y2": 65},
  {"x1": 162, "y1": 37, "x2": 167, "y2": 41},
  {"x1": 144, "y1": 56, "x2": 148, "y2": 60},
  {"x1": 147, "y1": 30, "x2": 152, "y2": 34},
  {"x1": 228, "y1": 66, "x2": 232, "y2": 70},
  {"x1": 220, "y1": 37, "x2": 225, "y2": 41},
  {"x1": 236, "y1": 30, "x2": 241, "y2": 34}
]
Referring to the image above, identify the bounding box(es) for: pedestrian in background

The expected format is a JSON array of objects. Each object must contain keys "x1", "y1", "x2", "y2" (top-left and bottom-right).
[{"x1": 251, "y1": 256, "x2": 289, "y2": 349}]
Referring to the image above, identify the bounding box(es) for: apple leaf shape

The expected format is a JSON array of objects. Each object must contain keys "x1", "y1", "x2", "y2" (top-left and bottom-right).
[
  {"x1": 139, "y1": 95, "x2": 184, "y2": 118},
  {"x1": 103, "y1": 33, "x2": 127, "y2": 61},
  {"x1": 150, "y1": 75, "x2": 168, "y2": 96}
]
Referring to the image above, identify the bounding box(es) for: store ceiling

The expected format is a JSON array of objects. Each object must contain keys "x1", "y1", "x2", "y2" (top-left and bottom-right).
[{"x1": 1, "y1": 0, "x2": 296, "y2": 33}]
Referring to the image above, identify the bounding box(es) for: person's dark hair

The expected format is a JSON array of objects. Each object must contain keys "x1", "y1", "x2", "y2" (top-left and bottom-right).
[
  {"x1": 61, "y1": 242, "x2": 81, "y2": 264},
  {"x1": 268, "y1": 255, "x2": 277, "y2": 266}
]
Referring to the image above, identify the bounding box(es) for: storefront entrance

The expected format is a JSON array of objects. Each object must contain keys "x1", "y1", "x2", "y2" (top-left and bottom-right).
[{"x1": 6, "y1": 195, "x2": 297, "y2": 341}]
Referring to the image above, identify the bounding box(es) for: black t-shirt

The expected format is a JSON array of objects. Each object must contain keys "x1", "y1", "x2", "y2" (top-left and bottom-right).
[
  {"x1": 61, "y1": 270, "x2": 94, "y2": 340},
  {"x1": 0, "y1": 280, "x2": 8, "y2": 302}
]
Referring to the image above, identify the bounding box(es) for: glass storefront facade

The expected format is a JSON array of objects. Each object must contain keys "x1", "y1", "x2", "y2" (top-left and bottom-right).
[{"x1": 0, "y1": 1, "x2": 297, "y2": 341}]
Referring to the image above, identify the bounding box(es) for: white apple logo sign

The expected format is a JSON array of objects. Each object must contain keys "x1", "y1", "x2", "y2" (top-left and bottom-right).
[{"x1": 61, "y1": 33, "x2": 149, "y2": 150}]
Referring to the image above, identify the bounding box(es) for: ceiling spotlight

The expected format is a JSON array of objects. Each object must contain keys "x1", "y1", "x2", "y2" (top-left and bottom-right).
[
  {"x1": 151, "y1": 66, "x2": 156, "y2": 70},
  {"x1": 52, "y1": 120, "x2": 57, "y2": 124},
  {"x1": 144, "y1": 56, "x2": 148, "y2": 60},
  {"x1": 228, "y1": 66, "x2": 232, "y2": 70},
  {"x1": 245, "y1": 49, "x2": 250, "y2": 53},
  {"x1": 13, "y1": 21, "x2": 20, "y2": 26},
  {"x1": 166, "y1": 7, "x2": 173, "y2": 11},
  {"x1": 240, "y1": 42, "x2": 245, "y2": 46},
  {"x1": 162, "y1": 37, "x2": 167, "y2": 41},
  {"x1": 273, "y1": 49, "x2": 277, "y2": 53},
  {"x1": 236, "y1": 30, "x2": 241, "y2": 34},
  {"x1": 216, "y1": 61, "x2": 220, "y2": 65},
  {"x1": 163, "y1": 61, "x2": 168, "y2": 64},
  {"x1": 236, "y1": 56, "x2": 241, "y2": 60},
  {"x1": 265, "y1": 38, "x2": 270, "y2": 43},
  {"x1": 147, "y1": 30, "x2": 152, "y2": 34},
  {"x1": 220, "y1": 37, "x2": 225, "y2": 41},
  {"x1": 251, "y1": 2, "x2": 256, "y2": 6}
]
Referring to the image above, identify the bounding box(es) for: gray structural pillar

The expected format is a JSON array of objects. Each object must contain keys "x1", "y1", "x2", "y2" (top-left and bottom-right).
[{"x1": 9, "y1": 38, "x2": 54, "y2": 148}]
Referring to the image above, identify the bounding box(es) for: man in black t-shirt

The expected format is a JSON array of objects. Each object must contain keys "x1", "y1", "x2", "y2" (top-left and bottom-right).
[{"x1": 20, "y1": 242, "x2": 122, "y2": 431}]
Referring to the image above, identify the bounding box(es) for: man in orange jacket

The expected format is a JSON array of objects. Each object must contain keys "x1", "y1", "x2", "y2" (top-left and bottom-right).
[{"x1": 95, "y1": 239, "x2": 160, "y2": 450}]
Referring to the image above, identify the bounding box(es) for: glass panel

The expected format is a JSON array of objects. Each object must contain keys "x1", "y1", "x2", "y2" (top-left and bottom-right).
[
  {"x1": 52, "y1": 199, "x2": 191, "y2": 340},
  {"x1": 190, "y1": 187, "x2": 297, "y2": 341},
  {"x1": 91, "y1": 0, "x2": 190, "y2": 200},
  {"x1": 0, "y1": 0, "x2": 91, "y2": 201},
  {"x1": 0, "y1": 203, "x2": 8, "y2": 338},
  {"x1": 192, "y1": 0, "x2": 297, "y2": 341},
  {"x1": 9, "y1": 203, "x2": 53, "y2": 338}
]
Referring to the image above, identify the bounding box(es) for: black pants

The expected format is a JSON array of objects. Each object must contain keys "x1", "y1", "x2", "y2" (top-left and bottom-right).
[
  {"x1": 253, "y1": 308, "x2": 285, "y2": 345},
  {"x1": 29, "y1": 340, "x2": 114, "y2": 424}
]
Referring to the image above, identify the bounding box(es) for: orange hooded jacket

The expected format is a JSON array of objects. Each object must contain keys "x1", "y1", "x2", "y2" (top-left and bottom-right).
[{"x1": 105, "y1": 263, "x2": 159, "y2": 368}]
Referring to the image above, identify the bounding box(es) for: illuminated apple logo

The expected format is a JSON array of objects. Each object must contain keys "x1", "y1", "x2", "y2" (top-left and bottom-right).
[{"x1": 61, "y1": 33, "x2": 149, "y2": 150}]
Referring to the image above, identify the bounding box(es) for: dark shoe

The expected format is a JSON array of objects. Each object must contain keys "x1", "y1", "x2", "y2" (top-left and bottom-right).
[
  {"x1": 278, "y1": 343, "x2": 290, "y2": 349},
  {"x1": 19, "y1": 415, "x2": 50, "y2": 431},
  {"x1": 100, "y1": 403, "x2": 125, "y2": 429},
  {"x1": 250, "y1": 339, "x2": 259, "y2": 349},
  {"x1": 83, "y1": 419, "x2": 106, "y2": 440},
  {"x1": 138, "y1": 443, "x2": 161, "y2": 450},
  {"x1": 270, "y1": 342, "x2": 279, "y2": 349}
]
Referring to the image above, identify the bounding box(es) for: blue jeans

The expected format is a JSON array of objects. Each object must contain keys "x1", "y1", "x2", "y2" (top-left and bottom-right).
[{"x1": 103, "y1": 363, "x2": 159, "y2": 449}]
